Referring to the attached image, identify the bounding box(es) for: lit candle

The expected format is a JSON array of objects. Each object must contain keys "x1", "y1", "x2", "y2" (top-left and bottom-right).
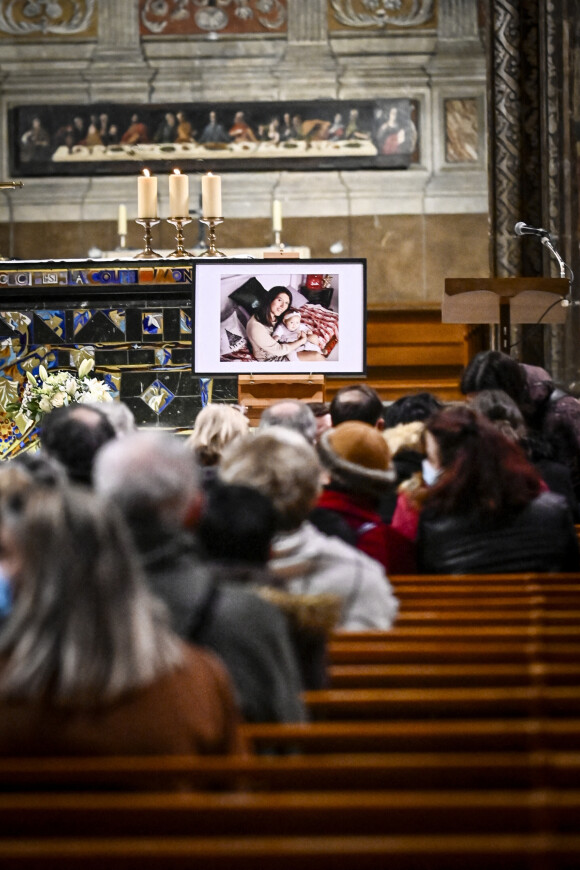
[
  {"x1": 272, "y1": 199, "x2": 282, "y2": 233},
  {"x1": 117, "y1": 203, "x2": 127, "y2": 236},
  {"x1": 169, "y1": 168, "x2": 189, "y2": 218},
  {"x1": 137, "y1": 169, "x2": 157, "y2": 219},
  {"x1": 201, "y1": 172, "x2": 222, "y2": 218}
]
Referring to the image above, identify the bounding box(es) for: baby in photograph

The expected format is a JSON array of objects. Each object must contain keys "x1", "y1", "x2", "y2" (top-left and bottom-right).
[{"x1": 273, "y1": 308, "x2": 324, "y2": 358}]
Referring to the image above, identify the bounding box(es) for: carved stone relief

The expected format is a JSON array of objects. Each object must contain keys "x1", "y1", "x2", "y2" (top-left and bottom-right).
[
  {"x1": 328, "y1": 0, "x2": 436, "y2": 30},
  {"x1": 139, "y1": 0, "x2": 287, "y2": 36},
  {"x1": 488, "y1": 0, "x2": 523, "y2": 279},
  {"x1": 0, "y1": 0, "x2": 96, "y2": 36}
]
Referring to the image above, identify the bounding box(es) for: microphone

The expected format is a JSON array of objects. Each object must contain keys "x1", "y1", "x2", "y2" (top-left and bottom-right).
[{"x1": 514, "y1": 221, "x2": 551, "y2": 238}]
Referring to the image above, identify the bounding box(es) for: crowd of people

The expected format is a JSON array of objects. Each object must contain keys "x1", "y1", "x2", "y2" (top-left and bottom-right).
[{"x1": 0, "y1": 349, "x2": 579, "y2": 757}]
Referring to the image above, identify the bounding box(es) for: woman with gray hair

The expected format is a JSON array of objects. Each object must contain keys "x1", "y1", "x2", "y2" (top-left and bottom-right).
[
  {"x1": 0, "y1": 469, "x2": 243, "y2": 757},
  {"x1": 219, "y1": 428, "x2": 399, "y2": 631}
]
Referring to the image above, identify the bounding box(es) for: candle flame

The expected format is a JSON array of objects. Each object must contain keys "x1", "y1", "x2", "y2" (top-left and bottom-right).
[
  {"x1": 142, "y1": 168, "x2": 150, "y2": 177},
  {"x1": 173, "y1": 168, "x2": 181, "y2": 175}
]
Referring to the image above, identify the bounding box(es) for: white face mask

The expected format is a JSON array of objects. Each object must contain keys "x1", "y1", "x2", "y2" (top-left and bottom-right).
[{"x1": 422, "y1": 458, "x2": 442, "y2": 487}]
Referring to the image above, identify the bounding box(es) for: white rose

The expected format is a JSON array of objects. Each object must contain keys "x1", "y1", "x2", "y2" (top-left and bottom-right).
[
  {"x1": 50, "y1": 391, "x2": 67, "y2": 408},
  {"x1": 39, "y1": 397, "x2": 52, "y2": 413}
]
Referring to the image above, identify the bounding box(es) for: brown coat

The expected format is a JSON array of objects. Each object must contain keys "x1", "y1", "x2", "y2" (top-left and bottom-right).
[{"x1": 0, "y1": 642, "x2": 245, "y2": 757}]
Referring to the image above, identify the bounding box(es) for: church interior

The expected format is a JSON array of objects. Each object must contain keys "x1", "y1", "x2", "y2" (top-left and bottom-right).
[{"x1": 1, "y1": 1, "x2": 580, "y2": 867}]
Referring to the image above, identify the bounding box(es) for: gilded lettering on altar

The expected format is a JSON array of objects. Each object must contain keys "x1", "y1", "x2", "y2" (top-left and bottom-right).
[
  {"x1": 0, "y1": 0, "x2": 96, "y2": 37},
  {"x1": 139, "y1": 0, "x2": 287, "y2": 36}
]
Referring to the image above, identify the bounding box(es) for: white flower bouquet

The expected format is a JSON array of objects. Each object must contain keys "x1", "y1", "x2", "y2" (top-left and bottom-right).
[{"x1": 5, "y1": 359, "x2": 113, "y2": 434}]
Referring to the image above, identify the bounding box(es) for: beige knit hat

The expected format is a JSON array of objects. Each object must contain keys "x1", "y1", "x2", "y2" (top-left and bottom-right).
[{"x1": 318, "y1": 420, "x2": 397, "y2": 497}]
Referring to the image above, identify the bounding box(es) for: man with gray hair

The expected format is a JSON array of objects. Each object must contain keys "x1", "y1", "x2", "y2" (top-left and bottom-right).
[
  {"x1": 94, "y1": 430, "x2": 305, "y2": 724},
  {"x1": 219, "y1": 427, "x2": 399, "y2": 630},
  {"x1": 259, "y1": 399, "x2": 317, "y2": 444}
]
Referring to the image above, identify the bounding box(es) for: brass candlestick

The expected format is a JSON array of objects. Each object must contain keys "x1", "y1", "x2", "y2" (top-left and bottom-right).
[
  {"x1": 134, "y1": 218, "x2": 161, "y2": 259},
  {"x1": 198, "y1": 217, "x2": 226, "y2": 258},
  {"x1": 167, "y1": 217, "x2": 194, "y2": 258}
]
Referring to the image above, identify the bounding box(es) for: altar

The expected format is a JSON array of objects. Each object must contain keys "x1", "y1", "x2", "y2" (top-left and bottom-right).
[{"x1": 0, "y1": 258, "x2": 237, "y2": 456}]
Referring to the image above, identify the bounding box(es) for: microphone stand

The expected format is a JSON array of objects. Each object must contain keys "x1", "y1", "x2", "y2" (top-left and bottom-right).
[{"x1": 541, "y1": 235, "x2": 566, "y2": 279}]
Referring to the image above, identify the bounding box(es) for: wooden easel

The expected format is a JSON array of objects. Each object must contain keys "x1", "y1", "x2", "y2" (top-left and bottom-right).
[
  {"x1": 238, "y1": 374, "x2": 325, "y2": 427},
  {"x1": 443, "y1": 277, "x2": 569, "y2": 354}
]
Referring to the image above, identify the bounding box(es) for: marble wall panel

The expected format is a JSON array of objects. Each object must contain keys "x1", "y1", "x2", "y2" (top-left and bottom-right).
[{"x1": 445, "y1": 98, "x2": 479, "y2": 163}]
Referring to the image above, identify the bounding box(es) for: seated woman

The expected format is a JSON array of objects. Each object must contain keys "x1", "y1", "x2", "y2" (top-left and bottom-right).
[
  {"x1": 186, "y1": 403, "x2": 249, "y2": 488},
  {"x1": 417, "y1": 406, "x2": 580, "y2": 574},
  {"x1": 0, "y1": 468, "x2": 244, "y2": 757},
  {"x1": 245, "y1": 286, "x2": 325, "y2": 363}
]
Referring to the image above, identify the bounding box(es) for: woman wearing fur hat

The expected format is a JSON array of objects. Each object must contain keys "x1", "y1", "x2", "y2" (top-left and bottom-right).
[{"x1": 315, "y1": 421, "x2": 416, "y2": 574}]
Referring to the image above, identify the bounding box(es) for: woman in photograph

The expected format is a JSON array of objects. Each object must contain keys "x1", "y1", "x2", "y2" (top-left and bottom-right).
[{"x1": 245, "y1": 286, "x2": 325, "y2": 363}]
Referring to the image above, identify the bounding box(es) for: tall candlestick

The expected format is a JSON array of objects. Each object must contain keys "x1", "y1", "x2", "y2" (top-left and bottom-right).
[
  {"x1": 138, "y1": 169, "x2": 157, "y2": 219},
  {"x1": 201, "y1": 172, "x2": 222, "y2": 218},
  {"x1": 272, "y1": 199, "x2": 282, "y2": 233},
  {"x1": 117, "y1": 203, "x2": 127, "y2": 236},
  {"x1": 169, "y1": 169, "x2": 189, "y2": 218}
]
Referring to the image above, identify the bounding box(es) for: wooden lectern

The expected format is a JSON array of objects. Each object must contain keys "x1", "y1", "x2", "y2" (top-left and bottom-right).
[
  {"x1": 238, "y1": 374, "x2": 325, "y2": 427},
  {"x1": 443, "y1": 277, "x2": 570, "y2": 354}
]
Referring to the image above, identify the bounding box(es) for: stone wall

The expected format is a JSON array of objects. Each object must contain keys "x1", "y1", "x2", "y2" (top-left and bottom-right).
[{"x1": 0, "y1": 0, "x2": 488, "y2": 307}]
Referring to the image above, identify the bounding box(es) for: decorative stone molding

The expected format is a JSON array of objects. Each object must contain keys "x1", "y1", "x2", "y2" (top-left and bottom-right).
[
  {"x1": 329, "y1": 0, "x2": 435, "y2": 30},
  {"x1": 0, "y1": 0, "x2": 96, "y2": 36},
  {"x1": 488, "y1": 0, "x2": 522, "y2": 279},
  {"x1": 139, "y1": 0, "x2": 287, "y2": 37}
]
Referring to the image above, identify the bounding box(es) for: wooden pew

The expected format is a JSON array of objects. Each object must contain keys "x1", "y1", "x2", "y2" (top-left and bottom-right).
[
  {"x1": 241, "y1": 719, "x2": 580, "y2": 755},
  {"x1": 303, "y1": 686, "x2": 580, "y2": 720},
  {"x1": 328, "y1": 640, "x2": 580, "y2": 664},
  {"x1": 3, "y1": 832, "x2": 580, "y2": 870},
  {"x1": 1, "y1": 788, "x2": 579, "y2": 838},
  {"x1": 2, "y1": 750, "x2": 580, "y2": 793},
  {"x1": 329, "y1": 661, "x2": 580, "y2": 689},
  {"x1": 390, "y1": 573, "x2": 580, "y2": 586},
  {"x1": 393, "y1": 595, "x2": 580, "y2": 610},
  {"x1": 395, "y1": 609, "x2": 580, "y2": 626},
  {"x1": 335, "y1": 626, "x2": 580, "y2": 642}
]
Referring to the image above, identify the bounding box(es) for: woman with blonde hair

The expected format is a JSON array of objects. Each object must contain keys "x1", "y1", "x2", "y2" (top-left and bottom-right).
[
  {"x1": 0, "y1": 468, "x2": 243, "y2": 757},
  {"x1": 187, "y1": 403, "x2": 249, "y2": 477}
]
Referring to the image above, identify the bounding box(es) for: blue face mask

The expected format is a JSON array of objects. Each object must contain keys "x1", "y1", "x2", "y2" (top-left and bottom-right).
[
  {"x1": 0, "y1": 568, "x2": 12, "y2": 617},
  {"x1": 422, "y1": 458, "x2": 442, "y2": 487}
]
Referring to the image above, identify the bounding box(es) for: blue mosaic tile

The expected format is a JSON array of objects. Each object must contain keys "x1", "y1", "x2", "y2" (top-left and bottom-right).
[
  {"x1": 143, "y1": 312, "x2": 163, "y2": 335},
  {"x1": 140, "y1": 379, "x2": 175, "y2": 415}
]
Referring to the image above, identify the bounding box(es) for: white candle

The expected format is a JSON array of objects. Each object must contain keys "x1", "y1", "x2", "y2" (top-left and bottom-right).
[
  {"x1": 272, "y1": 199, "x2": 282, "y2": 233},
  {"x1": 117, "y1": 203, "x2": 127, "y2": 235},
  {"x1": 201, "y1": 172, "x2": 222, "y2": 218},
  {"x1": 169, "y1": 169, "x2": 189, "y2": 218},
  {"x1": 137, "y1": 169, "x2": 157, "y2": 219}
]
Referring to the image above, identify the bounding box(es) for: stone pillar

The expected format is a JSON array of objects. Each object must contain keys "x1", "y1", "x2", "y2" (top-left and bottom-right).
[
  {"x1": 287, "y1": 0, "x2": 327, "y2": 42},
  {"x1": 486, "y1": 0, "x2": 579, "y2": 382},
  {"x1": 438, "y1": 0, "x2": 480, "y2": 42},
  {"x1": 277, "y1": 0, "x2": 337, "y2": 99},
  {"x1": 86, "y1": 0, "x2": 153, "y2": 102}
]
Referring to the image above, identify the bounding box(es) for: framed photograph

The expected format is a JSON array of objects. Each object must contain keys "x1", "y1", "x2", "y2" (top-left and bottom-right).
[
  {"x1": 193, "y1": 259, "x2": 366, "y2": 376},
  {"x1": 9, "y1": 98, "x2": 418, "y2": 177}
]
